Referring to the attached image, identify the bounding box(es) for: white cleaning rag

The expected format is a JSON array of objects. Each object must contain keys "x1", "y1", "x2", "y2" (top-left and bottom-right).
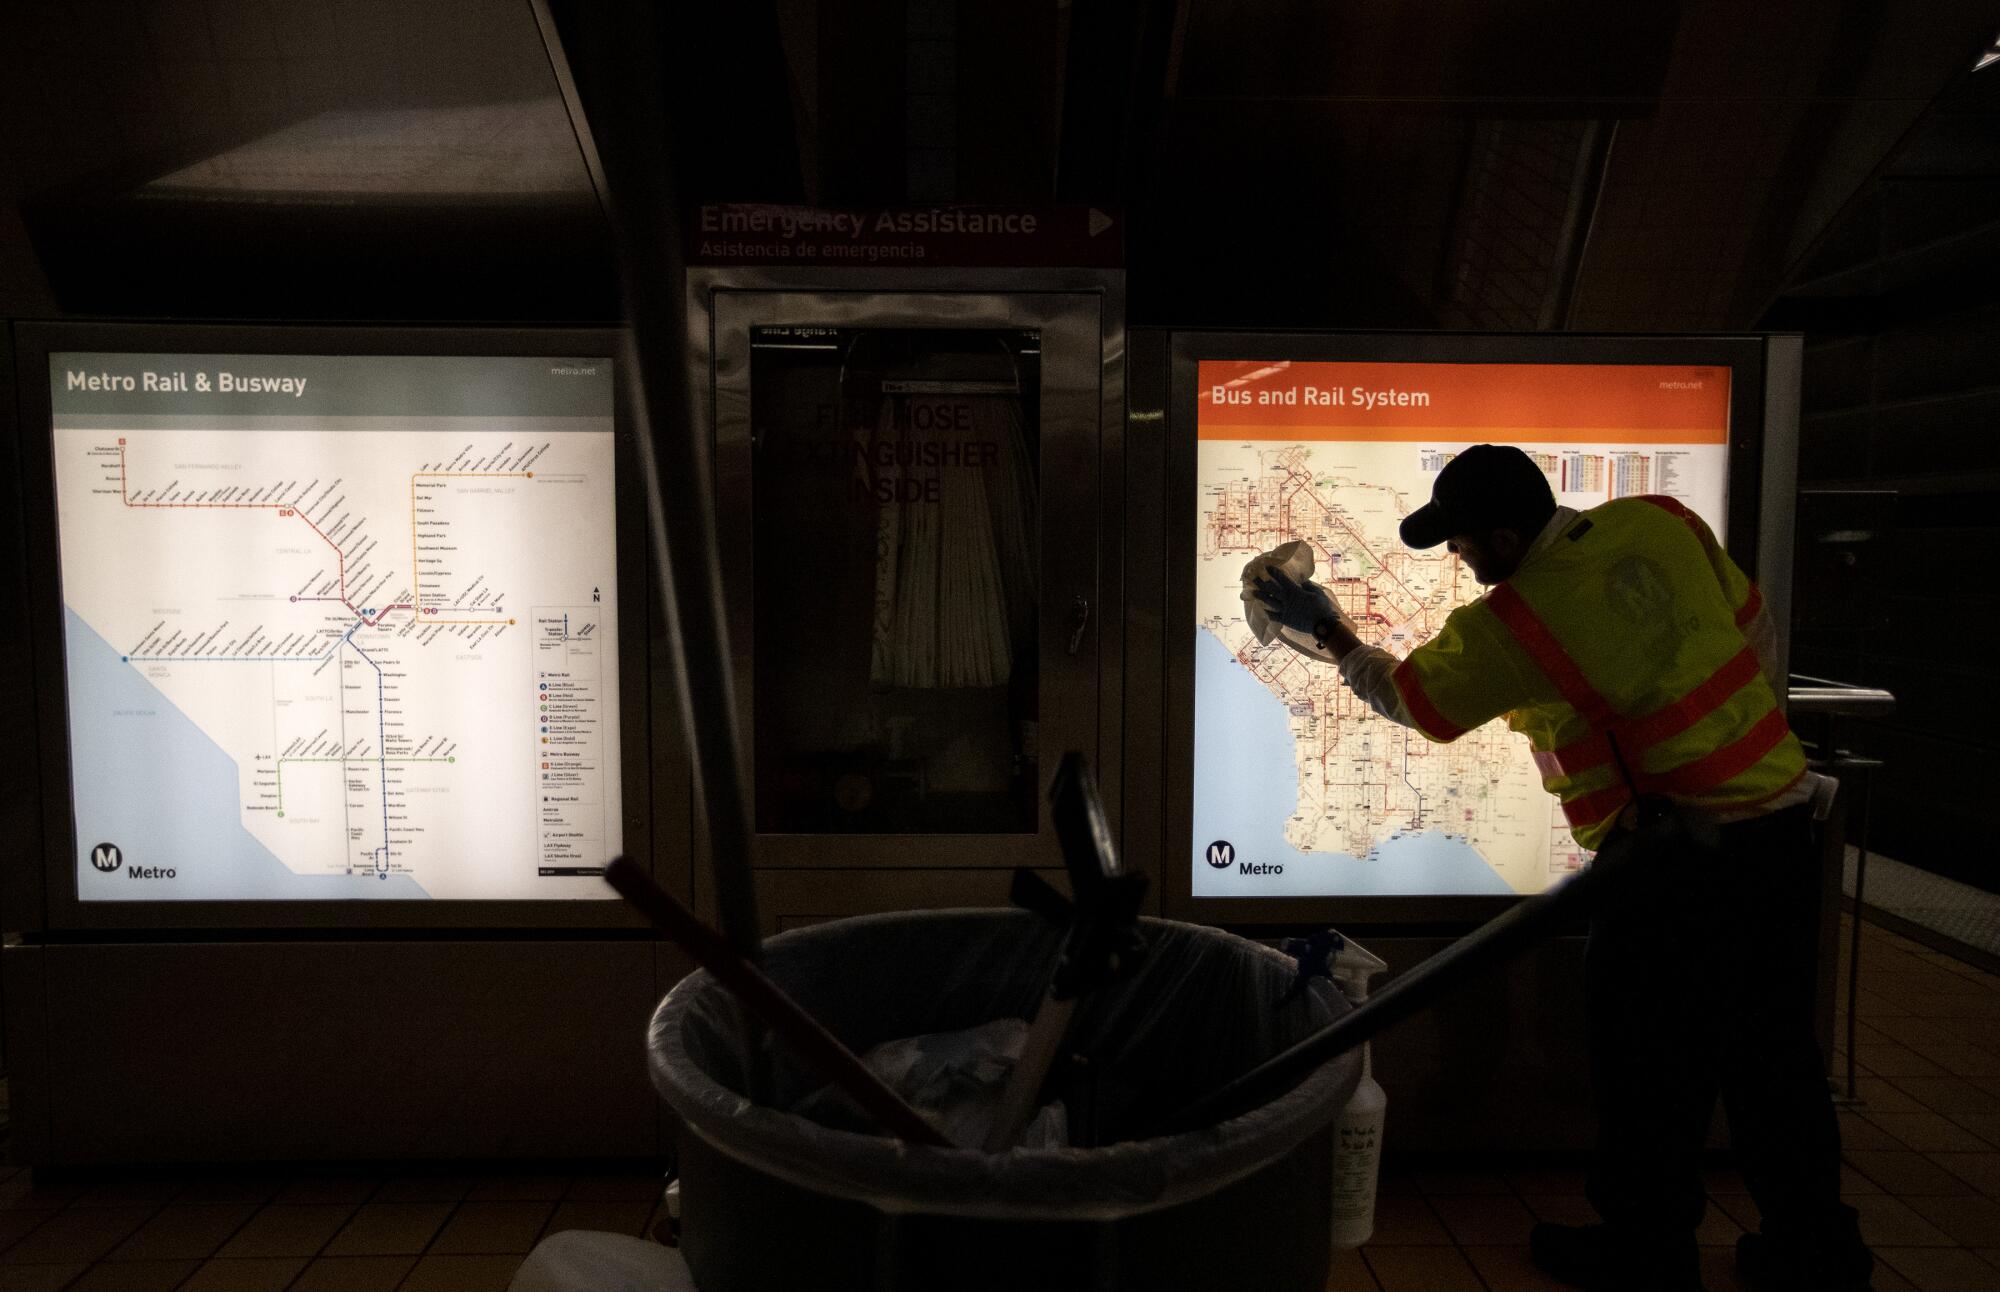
[{"x1": 1239, "y1": 540, "x2": 1354, "y2": 658}]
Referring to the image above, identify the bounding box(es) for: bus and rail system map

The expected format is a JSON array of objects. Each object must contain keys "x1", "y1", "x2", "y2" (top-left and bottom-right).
[
  {"x1": 50, "y1": 353, "x2": 622, "y2": 902},
  {"x1": 1192, "y1": 359, "x2": 1734, "y2": 899}
]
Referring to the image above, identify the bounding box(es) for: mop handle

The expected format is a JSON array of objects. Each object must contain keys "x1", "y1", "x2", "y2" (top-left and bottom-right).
[
  {"x1": 1155, "y1": 798, "x2": 1710, "y2": 1135},
  {"x1": 982, "y1": 755, "x2": 1147, "y2": 1152},
  {"x1": 1156, "y1": 866, "x2": 1602, "y2": 1135},
  {"x1": 606, "y1": 858, "x2": 951, "y2": 1148}
]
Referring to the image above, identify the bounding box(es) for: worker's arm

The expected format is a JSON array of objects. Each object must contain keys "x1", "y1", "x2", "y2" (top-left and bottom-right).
[
  {"x1": 1337, "y1": 643, "x2": 1418, "y2": 727},
  {"x1": 1254, "y1": 569, "x2": 1522, "y2": 738},
  {"x1": 1252, "y1": 571, "x2": 1412, "y2": 722},
  {"x1": 1243, "y1": 592, "x2": 1421, "y2": 726},
  {"x1": 1277, "y1": 602, "x2": 1422, "y2": 726},
  {"x1": 1378, "y1": 605, "x2": 1532, "y2": 743}
]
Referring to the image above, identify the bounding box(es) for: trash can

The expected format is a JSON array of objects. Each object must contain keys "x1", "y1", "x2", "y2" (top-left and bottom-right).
[{"x1": 649, "y1": 909, "x2": 1362, "y2": 1292}]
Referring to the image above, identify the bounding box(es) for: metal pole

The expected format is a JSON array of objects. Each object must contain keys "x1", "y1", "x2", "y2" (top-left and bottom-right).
[
  {"x1": 1156, "y1": 862, "x2": 1603, "y2": 1135},
  {"x1": 1842, "y1": 757, "x2": 1880, "y2": 1102},
  {"x1": 557, "y1": 4, "x2": 764, "y2": 960}
]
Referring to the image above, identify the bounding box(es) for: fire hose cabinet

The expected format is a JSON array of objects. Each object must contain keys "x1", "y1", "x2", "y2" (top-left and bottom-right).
[{"x1": 686, "y1": 204, "x2": 1126, "y2": 931}]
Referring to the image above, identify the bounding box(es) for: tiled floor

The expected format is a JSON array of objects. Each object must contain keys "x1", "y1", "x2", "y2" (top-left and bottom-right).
[
  {"x1": 1335, "y1": 915, "x2": 2000, "y2": 1291},
  {"x1": 0, "y1": 1167, "x2": 670, "y2": 1290},
  {"x1": 0, "y1": 914, "x2": 1992, "y2": 1290}
]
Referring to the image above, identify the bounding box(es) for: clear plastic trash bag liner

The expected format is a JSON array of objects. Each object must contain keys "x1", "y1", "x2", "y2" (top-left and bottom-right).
[{"x1": 649, "y1": 909, "x2": 1359, "y2": 1223}]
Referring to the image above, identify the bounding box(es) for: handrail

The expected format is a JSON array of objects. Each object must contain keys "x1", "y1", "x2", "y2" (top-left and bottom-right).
[
  {"x1": 1784, "y1": 674, "x2": 1894, "y2": 1106},
  {"x1": 1787, "y1": 682, "x2": 1896, "y2": 717}
]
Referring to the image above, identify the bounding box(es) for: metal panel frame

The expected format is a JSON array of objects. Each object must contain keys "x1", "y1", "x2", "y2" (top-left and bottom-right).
[
  {"x1": 0, "y1": 321, "x2": 49, "y2": 937},
  {"x1": 1759, "y1": 335, "x2": 1804, "y2": 697},
  {"x1": 1121, "y1": 328, "x2": 1171, "y2": 915},
  {"x1": 12, "y1": 322, "x2": 667, "y2": 931},
  {"x1": 1153, "y1": 330, "x2": 1780, "y2": 930},
  {"x1": 685, "y1": 268, "x2": 1125, "y2": 898}
]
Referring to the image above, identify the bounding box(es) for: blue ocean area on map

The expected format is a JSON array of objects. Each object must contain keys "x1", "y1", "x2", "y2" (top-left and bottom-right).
[
  {"x1": 1192, "y1": 629, "x2": 1513, "y2": 896},
  {"x1": 66, "y1": 608, "x2": 431, "y2": 901}
]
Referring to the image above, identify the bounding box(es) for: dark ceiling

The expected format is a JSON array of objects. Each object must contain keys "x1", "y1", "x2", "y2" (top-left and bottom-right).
[{"x1": 0, "y1": 0, "x2": 1994, "y2": 328}]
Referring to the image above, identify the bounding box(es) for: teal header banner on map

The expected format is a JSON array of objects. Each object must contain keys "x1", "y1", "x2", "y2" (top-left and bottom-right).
[{"x1": 51, "y1": 354, "x2": 614, "y2": 419}]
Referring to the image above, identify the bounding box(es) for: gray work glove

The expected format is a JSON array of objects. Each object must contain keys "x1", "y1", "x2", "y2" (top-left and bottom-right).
[{"x1": 1251, "y1": 566, "x2": 1337, "y2": 637}]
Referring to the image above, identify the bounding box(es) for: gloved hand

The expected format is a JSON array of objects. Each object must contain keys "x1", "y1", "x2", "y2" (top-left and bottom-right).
[{"x1": 1252, "y1": 566, "x2": 1337, "y2": 637}]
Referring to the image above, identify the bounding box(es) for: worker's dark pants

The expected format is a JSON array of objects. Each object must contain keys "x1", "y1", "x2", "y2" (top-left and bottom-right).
[{"x1": 1585, "y1": 803, "x2": 1863, "y2": 1254}]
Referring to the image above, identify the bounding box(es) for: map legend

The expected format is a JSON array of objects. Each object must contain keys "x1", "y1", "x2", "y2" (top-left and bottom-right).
[
  {"x1": 1608, "y1": 452, "x2": 1652, "y2": 498},
  {"x1": 1654, "y1": 450, "x2": 1691, "y2": 497},
  {"x1": 534, "y1": 608, "x2": 605, "y2": 877},
  {"x1": 1560, "y1": 452, "x2": 1604, "y2": 493}
]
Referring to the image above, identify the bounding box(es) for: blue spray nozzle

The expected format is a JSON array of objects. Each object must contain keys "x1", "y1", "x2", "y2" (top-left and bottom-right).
[{"x1": 1277, "y1": 929, "x2": 1345, "y2": 1006}]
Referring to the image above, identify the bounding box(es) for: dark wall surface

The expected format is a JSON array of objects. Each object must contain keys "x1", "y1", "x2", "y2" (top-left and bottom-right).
[
  {"x1": 3, "y1": 1, "x2": 1996, "y2": 885},
  {"x1": 1771, "y1": 64, "x2": 2000, "y2": 893},
  {"x1": 4, "y1": 1, "x2": 1995, "y2": 329}
]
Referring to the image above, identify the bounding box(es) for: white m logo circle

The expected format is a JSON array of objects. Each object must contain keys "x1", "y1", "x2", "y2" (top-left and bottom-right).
[
  {"x1": 90, "y1": 843, "x2": 122, "y2": 873},
  {"x1": 1205, "y1": 841, "x2": 1234, "y2": 869}
]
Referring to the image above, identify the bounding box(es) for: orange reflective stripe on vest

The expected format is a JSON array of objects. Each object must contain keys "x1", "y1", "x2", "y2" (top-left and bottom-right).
[
  {"x1": 1484, "y1": 584, "x2": 1618, "y2": 727},
  {"x1": 1648, "y1": 706, "x2": 1795, "y2": 797},
  {"x1": 1482, "y1": 572, "x2": 1795, "y2": 839},
  {"x1": 1386, "y1": 497, "x2": 1804, "y2": 849},
  {"x1": 1734, "y1": 583, "x2": 1762, "y2": 629},
  {"x1": 1391, "y1": 662, "x2": 1469, "y2": 741},
  {"x1": 1639, "y1": 495, "x2": 1761, "y2": 629},
  {"x1": 1483, "y1": 585, "x2": 1629, "y2": 833},
  {"x1": 1561, "y1": 712, "x2": 1799, "y2": 830},
  {"x1": 1559, "y1": 784, "x2": 1629, "y2": 837},
  {"x1": 1550, "y1": 643, "x2": 1763, "y2": 776}
]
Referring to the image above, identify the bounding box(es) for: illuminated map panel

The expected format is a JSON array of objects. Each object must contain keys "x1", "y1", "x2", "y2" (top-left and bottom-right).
[
  {"x1": 1193, "y1": 360, "x2": 1732, "y2": 897},
  {"x1": 51, "y1": 353, "x2": 621, "y2": 901}
]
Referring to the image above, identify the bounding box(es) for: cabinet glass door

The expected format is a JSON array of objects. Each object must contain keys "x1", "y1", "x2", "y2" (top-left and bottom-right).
[
  {"x1": 712, "y1": 292, "x2": 1102, "y2": 866},
  {"x1": 752, "y1": 325, "x2": 1040, "y2": 833}
]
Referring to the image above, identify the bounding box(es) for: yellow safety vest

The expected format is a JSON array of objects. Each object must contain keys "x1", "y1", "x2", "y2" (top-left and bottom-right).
[{"x1": 1388, "y1": 495, "x2": 1807, "y2": 850}]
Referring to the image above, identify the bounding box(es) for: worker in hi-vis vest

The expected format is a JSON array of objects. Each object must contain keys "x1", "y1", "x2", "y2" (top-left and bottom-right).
[{"x1": 1253, "y1": 445, "x2": 1870, "y2": 1292}]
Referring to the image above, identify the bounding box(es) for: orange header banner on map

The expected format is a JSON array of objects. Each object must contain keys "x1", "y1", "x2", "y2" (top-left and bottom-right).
[{"x1": 1196, "y1": 360, "x2": 1731, "y2": 443}]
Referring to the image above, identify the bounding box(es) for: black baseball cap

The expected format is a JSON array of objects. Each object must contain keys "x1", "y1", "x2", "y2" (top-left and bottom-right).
[{"x1": 1399, "y1": 444, "x2": 1557, "y2": 549}]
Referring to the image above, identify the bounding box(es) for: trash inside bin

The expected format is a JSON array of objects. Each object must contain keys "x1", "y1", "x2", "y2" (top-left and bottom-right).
[
  {"x1": 792, "y1": 1017, "x2": 1070, "y2": 1150},
  {"x1": 649, "y1": 908, "x2": 1361, "y2": 1292}
]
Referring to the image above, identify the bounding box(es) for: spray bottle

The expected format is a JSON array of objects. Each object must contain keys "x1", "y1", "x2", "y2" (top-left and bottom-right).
[{"x1": 1328, "y1": 935, "x2": 1388, "y2": 1248}]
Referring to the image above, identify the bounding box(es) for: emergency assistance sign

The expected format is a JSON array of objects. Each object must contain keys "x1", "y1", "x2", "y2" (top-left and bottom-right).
[{"x1": 690, "y1": 203, "x2": 1123, "y2": 268}]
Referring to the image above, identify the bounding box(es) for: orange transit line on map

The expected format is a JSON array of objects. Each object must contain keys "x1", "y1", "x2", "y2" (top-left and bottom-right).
[{"x1": 1196, "y1": 360, "x2": 1731, "y2": 444}]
